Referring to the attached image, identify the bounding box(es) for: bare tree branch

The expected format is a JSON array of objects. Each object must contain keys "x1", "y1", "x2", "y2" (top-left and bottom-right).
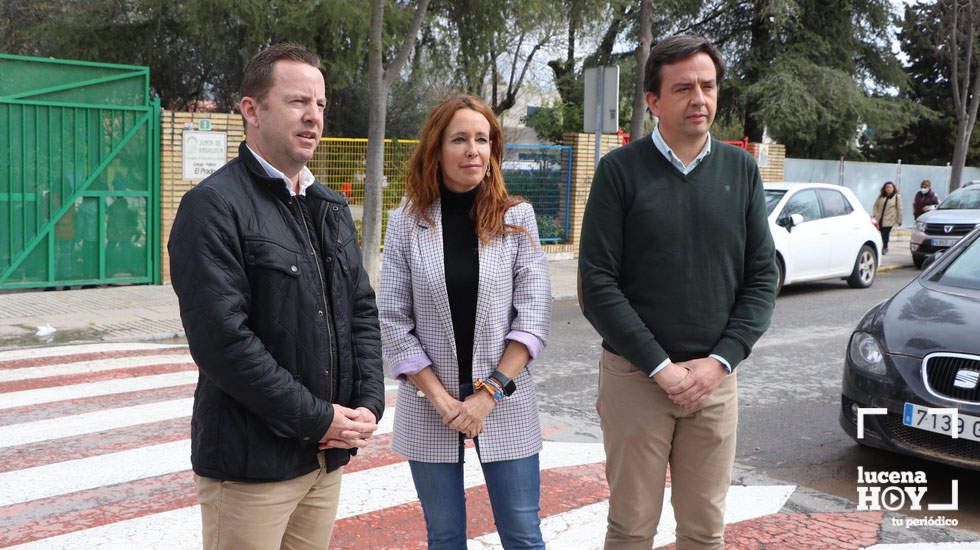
[
  {"x1": 494, "y1": 31, "x2": 549, "y2": 115},
  {"x1": 671, "y1": 2, "x2": 733, "y2": 36},
  {"x1": 964, "y1": 0, "x2": 976, "y2": 115},
  {"x1": 507, "y1": 31, "x2": 528, "y2": 94},
  {"x1": 951, "y1": 0, "x2": 963, "y2": 114},
  {"x1": 587, "y1": 3, "x2": 631, "y2": 66},
  {"x1": 509, "y1": 34, "x2": 549, "y2": 100},
  {"x1": 631, "y1": 0, "x2": 654, "y2": 139},
  {"x1": 491, "y1": 43, "x2": 500, "y2": 108},
  {"x1": 383, "y1": 0, "x2": 431, "y2": 86},
  {"x1": 967, "y1": 54, "x2": 980, "y2": 132},
  {"x1": 514, "y1": 33, "x2": 550, "y2": 92},
  {"x1": 965, "y1": 0, "x2": 980, "y2": 149}
]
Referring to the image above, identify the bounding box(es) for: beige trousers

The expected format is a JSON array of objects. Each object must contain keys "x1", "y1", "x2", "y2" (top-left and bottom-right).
[
  {"x1": 195, "y1": 453, "x2": 343, "y2": 550},
  {"x1": 597, "y1": 349, "x2": 738, "y2": 550}
]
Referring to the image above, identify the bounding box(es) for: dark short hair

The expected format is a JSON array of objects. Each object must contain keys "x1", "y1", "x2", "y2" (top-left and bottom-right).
[
  {"x1": 240, "y1": 43, "x2": 321, "y2": 102},
  {"x1": 644, "y1": 34, "x2": 725, "y2": 96}
]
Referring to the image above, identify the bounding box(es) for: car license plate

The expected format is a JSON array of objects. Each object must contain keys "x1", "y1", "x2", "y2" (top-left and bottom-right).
[
  {"x1": 903, "y1": 403, "x2": 980, "y2": 442},
  {"x1": 930, "y1": 238, "x2": 959, "y2": 247}
]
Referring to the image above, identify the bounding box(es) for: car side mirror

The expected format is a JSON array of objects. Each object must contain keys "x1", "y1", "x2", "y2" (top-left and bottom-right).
[
  {"x1": 922, "y1": 250, "x2": 944, "y2": 270},
  {"x1": 777, "y1": 213, "x2": 804, "y2": 232}
]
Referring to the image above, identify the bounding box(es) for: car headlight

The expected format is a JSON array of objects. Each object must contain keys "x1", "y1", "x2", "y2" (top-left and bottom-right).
[
  {"x1": 848, "y1": 332, "x2": 886, "y2": 375},
  {"x1": 915, "y1": 220, "x2": 926, "y2": 232}
]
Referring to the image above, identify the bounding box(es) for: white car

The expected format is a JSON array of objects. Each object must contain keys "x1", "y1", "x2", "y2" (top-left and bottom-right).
[{"x1": 764, "y1": 182, "x2": 882, "y2": 292}]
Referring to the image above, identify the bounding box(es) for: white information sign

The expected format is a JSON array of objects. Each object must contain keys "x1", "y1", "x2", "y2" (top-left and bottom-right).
[
  {"x1": 583, "y1": 65, "x2": 620, "y2": 134},
  {"x1": 182, "y1": 131, "x2": 227, "y2": 181}
]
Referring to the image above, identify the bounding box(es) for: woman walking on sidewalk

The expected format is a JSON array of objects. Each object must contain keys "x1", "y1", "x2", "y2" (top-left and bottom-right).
[
  {"x1": 379, "y1": 95, "x2": 551, "y2": 549},
  {"x1": 873, "y1": 181, "x2": 903, "y2": 254}
]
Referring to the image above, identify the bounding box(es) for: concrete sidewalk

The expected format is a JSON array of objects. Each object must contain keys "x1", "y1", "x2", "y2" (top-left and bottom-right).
[{"x1": 0, "y1": 239, "x2": 913, "y2": 351}]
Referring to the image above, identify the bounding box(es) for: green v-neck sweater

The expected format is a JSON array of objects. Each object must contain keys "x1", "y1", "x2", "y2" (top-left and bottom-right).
[{"x1": 578, "y1": 136, "x2": 777, "y2": 375}]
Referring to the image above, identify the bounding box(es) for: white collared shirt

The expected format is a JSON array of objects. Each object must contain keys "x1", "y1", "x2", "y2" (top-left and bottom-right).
[
  {"x1": 651, "y1": 126, "x2": 712, "y2": 175},
  {"x1": 646, "y1": 127, "x2": 732, "y2": 377},
  {"x1": 246, "y1": 144, "x2": 316, "y2": 196}
]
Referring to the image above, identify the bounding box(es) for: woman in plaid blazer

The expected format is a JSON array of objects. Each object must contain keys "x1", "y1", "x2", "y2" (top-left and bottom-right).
[{"x1": 379, "y1": 95, "x2": 551, "y2": 549}]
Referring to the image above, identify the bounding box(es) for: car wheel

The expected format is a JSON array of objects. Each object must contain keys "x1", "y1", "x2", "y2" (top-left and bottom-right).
[
  {"x1": 847, "y1": 245, "x2": 877, "y2": 288},
  {"x1": 774, "y1": 256, "x2": 784, "y2": 295},
  {"x1": 913, "y1": 253, "x2": 925, "y2": 269}
]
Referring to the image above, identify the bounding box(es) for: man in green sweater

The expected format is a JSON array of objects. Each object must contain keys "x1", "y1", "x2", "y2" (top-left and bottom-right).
[{"x1": 579, "y1": 35, "x2": 777, "y2": 549}]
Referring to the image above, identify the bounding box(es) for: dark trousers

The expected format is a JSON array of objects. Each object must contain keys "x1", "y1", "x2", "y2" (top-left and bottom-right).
[{"x1": 880, "y1": 226, "x2": 893, "y2": 252}]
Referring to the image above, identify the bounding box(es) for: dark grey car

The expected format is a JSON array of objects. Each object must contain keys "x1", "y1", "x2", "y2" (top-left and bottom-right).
[{"x1": 841, "y1": 226, "x2": 980, "y2": 471}]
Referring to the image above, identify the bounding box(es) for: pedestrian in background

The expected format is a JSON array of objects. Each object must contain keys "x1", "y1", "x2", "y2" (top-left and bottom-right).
[
  {"x1": 579, "y1": 35, "x2": 777, "y2": 549},
  {"x1": 379, "y1": 95, "x2": 551, "y2": 549},
  {"x1": 873, "y1": 181, "x2": 903, "y2": 254},
  {"x1": 169, "y1": 43, "x2": 385, "y2": 549},
  {"x1": 913, "y1": 179, "x2": 939, "y2": 219}
]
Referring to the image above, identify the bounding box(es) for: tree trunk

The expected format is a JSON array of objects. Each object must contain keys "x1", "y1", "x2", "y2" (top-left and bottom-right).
[
  {"x1": 362, "y1": 0, "x2": 430, "y2": 284},
  {"x1": 630, "y1": 0, "x2": 653, "y2": 140},
  {"x1": 951, "y1": 118, "x2": 968, "y2": 192},
  {"x1": 548, "y1": 15, "x2": 576, "y2": 105},
  {"x1": 362, "y1": 0, "x2": 386, "y2": 286},
  {"x1": 950, "y1": 81, "x2": 980, "y2": 192},
  {"x1": 585, "y1": 5, "x2": 629, "y2": 68},
  {"x1": 742, "y1": 3, "x2": 769, "y2": 142},
  {"x1": 493, "y1": 32, "x2": 548, "y2": 116},
  {"x1": 946, "y1": 0, "x2": 980, "y2": 192}
]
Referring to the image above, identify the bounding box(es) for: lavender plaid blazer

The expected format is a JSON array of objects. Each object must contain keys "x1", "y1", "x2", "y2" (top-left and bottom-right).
[{"x1": 379, "y1": 200, "x2": 551, "y2": 463}]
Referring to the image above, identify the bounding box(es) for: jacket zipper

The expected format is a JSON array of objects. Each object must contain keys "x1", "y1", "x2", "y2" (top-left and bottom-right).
[{"x1": 293, "y1": 198, "x2": 335, "y2": 404}]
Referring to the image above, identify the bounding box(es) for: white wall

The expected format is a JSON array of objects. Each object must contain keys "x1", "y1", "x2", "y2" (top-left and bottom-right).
[{"x1": 784, "y1": 159, "x2": 980, "y2": 227}]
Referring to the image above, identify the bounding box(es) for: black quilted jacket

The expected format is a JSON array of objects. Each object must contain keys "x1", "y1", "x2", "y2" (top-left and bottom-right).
[{"x1": 168, "y1": 142, "x2": 384, "y2": 482}]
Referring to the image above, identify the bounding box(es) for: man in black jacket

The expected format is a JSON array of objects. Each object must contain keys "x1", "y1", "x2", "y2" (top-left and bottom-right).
[{"x1": 168, "y1": 43, "x2": 385, "y2": 549}]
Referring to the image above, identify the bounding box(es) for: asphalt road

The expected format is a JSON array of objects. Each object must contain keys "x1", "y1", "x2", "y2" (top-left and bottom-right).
[{"x1": 534, "y1": 265, "x2": 980, "y2": 535}]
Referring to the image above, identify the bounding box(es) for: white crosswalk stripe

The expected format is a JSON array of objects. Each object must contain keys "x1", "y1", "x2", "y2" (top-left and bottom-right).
[
  {"x1": 0, "y1": 371, "x2": 199, "y2": 409},
  {"x1": 337, "y1": 441, "x2": 606, "y2": 519},
  {"x1": 9, "y1": 506, "x2": 203, "y2": 550},
  {"x1": 0, "y1": 353, "x2": 194, "y2": 382},
  {"x1": 0, "y1": 440, "x2": 192, "y2": 507},
  {"x1": 0, "y1": 398, "x2": 193, "y2": 448},
  {"x1": 471, "y1": 485, "x2": 796, "y2": 549},
  {"x1": 0, "y1": 343, "x2": 184, "y2": 362},
  {"x1": 5, "y1": 474, "x2": 797, "y2": 550},
  {"x1": 866, "y1": 545, "x2": 980, "y2": 549},
  {"x1": 2, "y1": 343, "x2": 855, "y2": 550}
]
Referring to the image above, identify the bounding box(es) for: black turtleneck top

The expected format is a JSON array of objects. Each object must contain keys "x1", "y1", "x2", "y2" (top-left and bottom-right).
[{"x1": 440, "y1": 185, "x2": 479, "y2": 385}]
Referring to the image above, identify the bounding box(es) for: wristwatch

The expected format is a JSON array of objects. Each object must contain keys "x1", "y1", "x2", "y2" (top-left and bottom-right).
[{"x1": 488, "y1": 370, "x2": 517, "y2": 397}]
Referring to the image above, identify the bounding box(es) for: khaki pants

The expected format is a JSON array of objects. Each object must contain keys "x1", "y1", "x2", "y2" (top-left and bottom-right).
[
  {"x1": 597, "y1": 350, "x2": 737, "y2": 550},
  {"x1": 196, "y1": 453, "x2": 343, "y2": 550}
]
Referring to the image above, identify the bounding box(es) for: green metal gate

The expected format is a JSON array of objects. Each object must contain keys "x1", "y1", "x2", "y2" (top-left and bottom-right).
[{"x1": 0, "y1": 53, "x2": 160, "y2": 289}]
